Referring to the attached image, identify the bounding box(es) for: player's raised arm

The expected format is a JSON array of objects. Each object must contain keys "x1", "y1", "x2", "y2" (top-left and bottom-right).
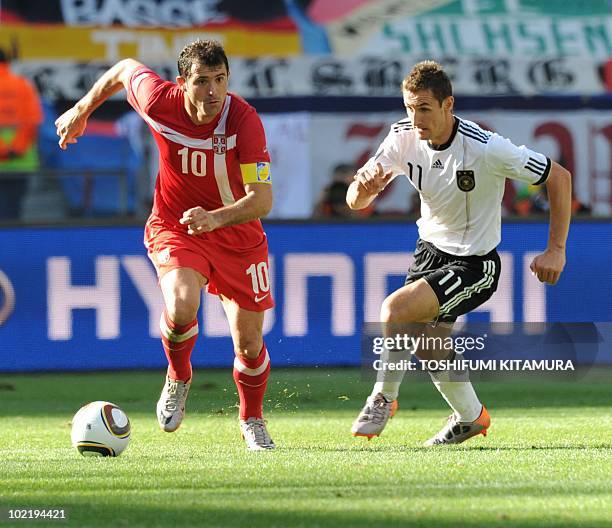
[
  {"x1": 530, "y1": 160, "x2": 572, "y2": 285},
  {"x1": 55, "y1": 58, "x2": 144, "y2": 150},
  {"x1": 346, "y1": 162, "x2": 394, "y2": 210}
]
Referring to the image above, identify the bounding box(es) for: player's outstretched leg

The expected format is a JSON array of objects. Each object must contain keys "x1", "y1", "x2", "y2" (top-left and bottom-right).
[
  {"x1": 157, "y1": 310, "x2": 198, "y2": 432},
  {"x1": 351, "y1": 392, "x2": 399, "y2": 439},
  {"x1": 234, "y1": 344, "x2": 275, "y2": 450},
  {"x1": 424, "y1": 405, "x2": 490, "y2": 446}
]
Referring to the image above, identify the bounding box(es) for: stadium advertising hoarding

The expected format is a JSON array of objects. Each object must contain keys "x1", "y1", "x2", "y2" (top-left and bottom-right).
[{"x1": 0, "y1": 222, "x2": 610, "y2": 372}]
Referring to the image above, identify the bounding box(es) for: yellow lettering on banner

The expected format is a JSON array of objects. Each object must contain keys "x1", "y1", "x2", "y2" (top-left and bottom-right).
[{"x1": 0, "y1": 25, "x2": 301, "y2": 60}]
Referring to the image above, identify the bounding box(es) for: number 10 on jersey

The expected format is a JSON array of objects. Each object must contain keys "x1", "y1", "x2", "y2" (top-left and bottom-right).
[{"x1": 178, "y1": 147, "x2": 206, "y2": 177}]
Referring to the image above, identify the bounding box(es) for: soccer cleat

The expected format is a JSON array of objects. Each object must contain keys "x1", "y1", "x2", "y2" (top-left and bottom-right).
[
  {"x1": 240, "y1": 417, "x2": 276, "y2": 451},
  {"x1": 156, "y1": 375, "x2": 191, "y2": 432},
  {"x1": 424, "y1": 406, "x2": 491, "y2": 446},
  {"x1": 351, "y1": 392, "x2": 399, "y2": 439}
]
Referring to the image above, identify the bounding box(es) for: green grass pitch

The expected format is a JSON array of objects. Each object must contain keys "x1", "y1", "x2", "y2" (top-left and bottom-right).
[{"x1": 0, "y1": 369, "x2": 610, "y2": 527}]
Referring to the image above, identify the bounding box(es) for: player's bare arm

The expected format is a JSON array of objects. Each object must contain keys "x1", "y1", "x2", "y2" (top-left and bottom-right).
[
  {"x1": 55, "y1": 58, "x2": 144, "y2": 150},
  {"x1": 530, "y1": 160, "x2": 572, "y2": 285},
  {"x1": 180, "y1": 183, "x2": 273, "y2": 235},
  {"x1": 346, "y1": 162, "x2": 394, "y2": 210}
]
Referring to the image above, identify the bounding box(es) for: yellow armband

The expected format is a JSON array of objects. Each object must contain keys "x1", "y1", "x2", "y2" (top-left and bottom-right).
[{"x1": 241, "y1": 162, "x2": 271, "y2": 184}]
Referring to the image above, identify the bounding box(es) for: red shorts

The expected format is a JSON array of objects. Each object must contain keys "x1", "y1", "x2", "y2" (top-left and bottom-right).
[{"x1": 144, "y1": 217, "x2": 274, "y2": 312}]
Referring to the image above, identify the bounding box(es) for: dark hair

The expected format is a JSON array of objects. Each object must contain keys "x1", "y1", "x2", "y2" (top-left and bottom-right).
[
  {"x1": 402, "y1": 61, "x2": 452, "y2": 104},
  {"x1": 177, "y1": 39, "x2": 229, "y2": 78},
  {"x1": 0, "y1": 48, "x2": 8, "y2": 64}
]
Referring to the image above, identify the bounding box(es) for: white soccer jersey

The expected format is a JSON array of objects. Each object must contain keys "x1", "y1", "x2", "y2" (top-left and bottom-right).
[{"x1": 369, "y1": 117, "x2": 551, "y2": 256}]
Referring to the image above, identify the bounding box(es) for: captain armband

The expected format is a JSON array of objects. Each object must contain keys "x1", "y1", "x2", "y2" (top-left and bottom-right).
[{"x1": 241, "y1": 162, "x2": 272, "y2": 184}]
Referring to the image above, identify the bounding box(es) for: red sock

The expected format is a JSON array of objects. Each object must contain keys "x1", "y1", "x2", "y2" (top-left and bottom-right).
[
  {"x1": 233, "y1": 344, "x2": 270, "y2": 420},
  {"x1": 160, "y1": 310, "x2": 198, "y2": 382}
]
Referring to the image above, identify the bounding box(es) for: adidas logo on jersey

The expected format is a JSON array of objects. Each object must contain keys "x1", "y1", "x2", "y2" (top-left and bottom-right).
[{"x1": 431, "y1": 159, "x2": 444, "y2": 169}]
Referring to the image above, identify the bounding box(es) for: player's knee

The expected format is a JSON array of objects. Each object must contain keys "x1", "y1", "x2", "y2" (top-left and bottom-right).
[
  {"x1": 380, "y1": 295, "x2": 410, "y2": 324},
  {"x1": 234, "y1": 337, "x2": 264, "y2": 360},
  {"x1": 380, "y1": 298, "x2": 393, "y2": 323},
  {"x1": 381, "y1": 284, "x2": 437, "y2": 324},
  {"x1": 165, "y1": 296, "x2": 199, "y2": 325}
]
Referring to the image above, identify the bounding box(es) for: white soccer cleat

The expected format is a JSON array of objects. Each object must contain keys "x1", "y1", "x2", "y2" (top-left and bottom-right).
[
  {"x1": 156, "y1": 375, "x2": 191, "y2": 432},
  {"x1": 424, "y1": 406, "x2": 491, "y2": 446},
  {"x1": 351, "y1": 392, "x2": 399, "y2": 439},
  {"x1": 240, "y1": 417, "x2": 276, "y2": 450}
]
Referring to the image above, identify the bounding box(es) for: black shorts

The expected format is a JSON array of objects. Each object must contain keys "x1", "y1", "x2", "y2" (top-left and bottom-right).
[{"x1": 405, "y1": 239, "x2": 501, "y2": 323}]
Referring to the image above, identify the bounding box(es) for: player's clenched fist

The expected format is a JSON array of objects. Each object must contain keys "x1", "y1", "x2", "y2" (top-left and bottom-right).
[
  {"x1": 530, "y1": 248, "x2": 566, "y2": 285},
  {"x1": 355, "y1": 162, "x2": 394, "y2": 195},
  {"x1": 180, "y1": 206, "x2": 220, "y2": 235},
  {"x1": 55, "y1": 107, "x2": 88, "y2": 150}
]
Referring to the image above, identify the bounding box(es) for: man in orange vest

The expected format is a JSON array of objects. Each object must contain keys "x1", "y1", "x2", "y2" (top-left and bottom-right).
[{"x1": 0, "y1": 49, "x2": 43, "y2": 219}]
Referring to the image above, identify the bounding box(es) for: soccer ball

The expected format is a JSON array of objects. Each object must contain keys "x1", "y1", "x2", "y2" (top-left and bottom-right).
[{"x1": 71, "y1": 401, "x2": 131, "y2": 457}]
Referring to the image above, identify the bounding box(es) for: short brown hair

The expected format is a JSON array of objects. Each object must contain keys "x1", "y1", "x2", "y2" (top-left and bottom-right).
[
  {"x1": 177, "y1": 39, "x2": 229, "y2": 78},
  {"x1": 402, "y1": 61, "x2": 452, "y2": 104}
]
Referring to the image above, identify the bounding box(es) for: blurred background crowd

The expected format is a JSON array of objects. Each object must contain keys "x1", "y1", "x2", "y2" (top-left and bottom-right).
[{"x1": 0, "y1": 0, "x2": 610, "y2": 223}]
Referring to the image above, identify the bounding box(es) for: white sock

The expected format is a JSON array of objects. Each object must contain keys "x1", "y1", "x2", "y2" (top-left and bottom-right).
[
  {"x1": 370, "y1": 339, "x2": 412, "y2": 401},
  {"x1": 371, "y1": 381, "x2": 402, "y2": 401},
  {"x1": 431, "y1": 378, "x2": 482, "y2": 422}
]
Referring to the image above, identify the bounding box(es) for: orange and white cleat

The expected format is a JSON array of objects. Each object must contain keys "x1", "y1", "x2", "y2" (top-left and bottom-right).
[
  {"x1": 424, "y1": 406, "x2": 490, "y2": 446},
  {"x1": 351, "y1": 392, "x2": 399, "y2": 439}
]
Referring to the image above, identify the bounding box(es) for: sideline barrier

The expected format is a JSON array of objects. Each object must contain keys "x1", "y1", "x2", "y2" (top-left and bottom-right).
[{"x1": 0, "y1": 222, "x2": 610, "y2": 371}]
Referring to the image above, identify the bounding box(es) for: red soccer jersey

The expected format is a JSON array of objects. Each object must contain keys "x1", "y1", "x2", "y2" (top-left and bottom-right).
[{"x1": 127, "y1": 67, "x2": 270, "y2": 249}]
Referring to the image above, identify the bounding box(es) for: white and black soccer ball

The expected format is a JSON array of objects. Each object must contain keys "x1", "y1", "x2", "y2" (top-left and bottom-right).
[{"x1": 71, "y1": 401, "x2": 131, "y2": 457}]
